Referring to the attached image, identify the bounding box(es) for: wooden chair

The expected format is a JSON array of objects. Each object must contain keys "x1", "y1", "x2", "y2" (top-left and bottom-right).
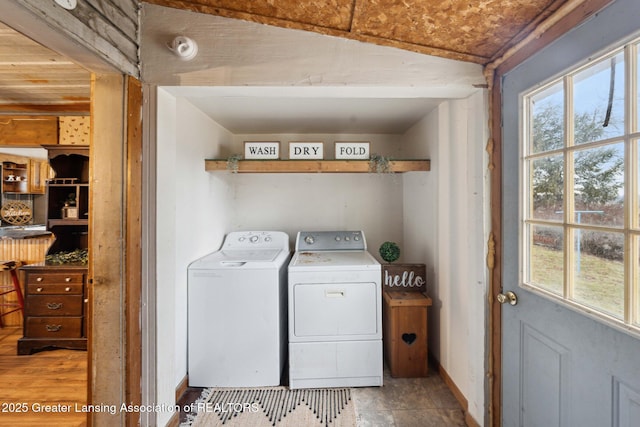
[{"x1": 0, "y1": 260, "x2": 24, "y2": 328}]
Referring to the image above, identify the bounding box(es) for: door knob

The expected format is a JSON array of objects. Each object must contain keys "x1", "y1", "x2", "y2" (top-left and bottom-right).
[{"x1": 497, "y1": 291, "x2": 518, "y2": 306}]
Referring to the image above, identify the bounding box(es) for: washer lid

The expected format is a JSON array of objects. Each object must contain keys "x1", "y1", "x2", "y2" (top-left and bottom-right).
[
  {"x1": 189, "y1": 248, "x2": 288, "y2": 269},
  {"x1": 220, "y1": 249, "x2": 281, "y2": 262}
]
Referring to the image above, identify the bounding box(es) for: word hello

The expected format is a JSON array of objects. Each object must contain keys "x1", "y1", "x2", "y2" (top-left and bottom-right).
[{"x1": 385, "y1": 270, "x2": 426, "y2": 288}]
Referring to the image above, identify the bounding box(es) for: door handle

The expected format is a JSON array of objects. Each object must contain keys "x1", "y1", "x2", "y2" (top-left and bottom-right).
[{"x1": 497, "y1": 291, "x2": 518, "y2": 306}]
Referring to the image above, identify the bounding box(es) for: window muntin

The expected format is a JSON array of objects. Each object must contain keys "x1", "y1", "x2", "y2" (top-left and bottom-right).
[{"x1": 523, "y1": 39, "x2": 640, "y2": 331}]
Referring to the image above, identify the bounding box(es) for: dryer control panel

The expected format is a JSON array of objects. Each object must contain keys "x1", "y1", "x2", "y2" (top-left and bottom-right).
[{"x1": 295, "y1": 230, "x2": 366, "y2": 251}]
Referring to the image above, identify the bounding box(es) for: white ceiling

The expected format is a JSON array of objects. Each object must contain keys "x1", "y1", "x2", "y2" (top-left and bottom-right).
[{"x1": 164, "y1": 87, "x2": 444, "y2": 134}]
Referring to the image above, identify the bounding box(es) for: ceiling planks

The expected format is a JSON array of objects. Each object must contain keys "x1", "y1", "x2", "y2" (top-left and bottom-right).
[{"x1": 0, "y1": 22, "x2": 90, "y2": 114}]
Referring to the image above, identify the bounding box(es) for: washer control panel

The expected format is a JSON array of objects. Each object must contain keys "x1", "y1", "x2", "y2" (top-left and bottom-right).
[
  {"x1": 222, "y1": 231, "x2": 289, "y2": 250},
  {"x1": 295, "y1": 230, "x2": 366, "y2": 251}
]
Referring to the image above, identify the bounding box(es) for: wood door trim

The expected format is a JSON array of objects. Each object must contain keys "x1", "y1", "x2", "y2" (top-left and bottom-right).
[{"x1": 125, "y1": 76, "x2": 144, "y2": 426}]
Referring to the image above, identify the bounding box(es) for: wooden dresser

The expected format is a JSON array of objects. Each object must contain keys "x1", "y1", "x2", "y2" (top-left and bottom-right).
[{"x1": 17, "y1": 263, "x2": 87, "y2": 355}]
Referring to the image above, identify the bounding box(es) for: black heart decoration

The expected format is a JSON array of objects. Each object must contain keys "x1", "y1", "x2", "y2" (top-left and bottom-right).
[{"x1": 402, "y1": 333, "x2": 417, "y2": 345}]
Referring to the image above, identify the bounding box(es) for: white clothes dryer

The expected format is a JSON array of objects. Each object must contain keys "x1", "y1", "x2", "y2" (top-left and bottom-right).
[
  {"x1": 288, "y1": 230, "x2": 382, "y2": 389},
  {"x1": 188, "y1": 231, "x2": 290, "y2": 387}
]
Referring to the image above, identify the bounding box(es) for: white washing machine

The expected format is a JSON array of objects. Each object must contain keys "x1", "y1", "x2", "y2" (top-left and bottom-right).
[
  {"x1": 188, "y1": 231, "x2": 290, "y2": 387},
  {"x1": 288, "y1": 230, "x2": 382, "y2": 389}
]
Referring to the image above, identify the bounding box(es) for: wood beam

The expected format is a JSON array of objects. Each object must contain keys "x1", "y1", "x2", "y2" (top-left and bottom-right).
[
  {"x1": 88, "y1": 72, "x2": 126, "y2": 425},
  {"x1": 0, "y1": 104, "x2": 90, "y2": 114}
]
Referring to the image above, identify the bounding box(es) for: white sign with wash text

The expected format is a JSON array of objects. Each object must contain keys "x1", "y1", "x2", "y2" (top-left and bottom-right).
[
  {"x1": 335, "y1": 142, "x2": 370, "y2": 159},
  {"x1": 244, "y1": 142, "x2": 280, "y2": 159},
  {"x1": 289, "y1": 142, "x2": 323, "y2": 159}
]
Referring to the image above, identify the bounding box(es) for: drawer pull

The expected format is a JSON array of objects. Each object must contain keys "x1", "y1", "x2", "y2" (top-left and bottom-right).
[
  {"x1": 36, "y1": 277, "x2": 43, "y2": 282},
  {"x1": 65, "y1": 277, "x2": 72, "y2": 282},
  {"x1": 45, "y1": 324, "x2": 62, "y2": 332},
  {"x1": 46, "y1": 302, "x2": 63, "y2": 310},
  {"x1": 36, "y1": 287, "x2": 43, "y2": 292},
  {"x1": 65, "y1": 287, "x2": 71, "y2": 292}
]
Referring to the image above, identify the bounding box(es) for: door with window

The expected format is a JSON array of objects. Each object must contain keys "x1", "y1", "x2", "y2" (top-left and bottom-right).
[{"x1": 501, "y1": 3, "x2": 640, "y2": 425}]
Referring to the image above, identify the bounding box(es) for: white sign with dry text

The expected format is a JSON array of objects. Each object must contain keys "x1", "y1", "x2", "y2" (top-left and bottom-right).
[{"x1": 289, "y1": 142, "x2": 323, "y2": 159}]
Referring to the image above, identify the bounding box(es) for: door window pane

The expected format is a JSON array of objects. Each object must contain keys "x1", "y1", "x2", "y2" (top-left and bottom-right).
[
  {"x1": 523, "y1": 37, "x2": 640, "y2": 333},
  {"x1": 528, "y1": 224, "x2": 564, "y2": 295},
  {"x1": 572, "y1": 229, "x2": 624, "y2": 318},
  {"x1": 573, "y1": 51, "x2": 625, "y2": 143},
  {"x1": 572, "y1": 143, "x2": 624, "y2": 227},
  {"x1": 531, "y1": 155, "x2": 564, "y2": 221},
  {"x1": 531, "y1": 82, "x2": 564, "y2": 154}
]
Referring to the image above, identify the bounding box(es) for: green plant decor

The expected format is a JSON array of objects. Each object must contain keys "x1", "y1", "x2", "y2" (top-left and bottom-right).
[
  {"x1": 45, "y1": 248, "x2": 89, "y2": 265},
  {"x1": 226, "y1": 154, "x2": 243, "y2": 173},
  {"x1": 369, "y1": 154, "x2": 392, "y2": 174},
  {"x1": 379, "y1": 241, "x2": 400, "y2": 263}
]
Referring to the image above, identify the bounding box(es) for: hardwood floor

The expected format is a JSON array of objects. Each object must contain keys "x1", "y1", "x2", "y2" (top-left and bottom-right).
[{"x1": 0, "y1": 326, "x2": 87, "y2": 426}]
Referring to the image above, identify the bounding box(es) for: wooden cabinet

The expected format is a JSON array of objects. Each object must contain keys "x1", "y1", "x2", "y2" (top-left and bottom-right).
[
  {"x1": 0, "y1": 116, "x2": 58, "y2": 147},
  {"x1": 17, "y1": 146, "x2": 90, "y2": 353},
  {"x1": 0, "y1": 157, "x2": 51, "y2": 195},
  {"x1": 1, "y1": 161, "x2": 29, "y2": 193},
  {"x1": 28, "y1": 158, "x2": 50, "y2": 194},
  {"x1": 43, "y1": 145, "x2": 89, "y2": 255},
  {"x1": 17, "y1": 265, "x2": 87, "y2": 354},
  {"x1": 383, "y1": 291, "x2": 432, "y2": 378}
]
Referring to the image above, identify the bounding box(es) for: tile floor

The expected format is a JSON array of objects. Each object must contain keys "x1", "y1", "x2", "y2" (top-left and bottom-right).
[
  {"x1": 352, "y1": 367, "x2": 466, "y2": 426},
  {"x1": 178, "y1": 364, "x2": 467, "y2": 426}
]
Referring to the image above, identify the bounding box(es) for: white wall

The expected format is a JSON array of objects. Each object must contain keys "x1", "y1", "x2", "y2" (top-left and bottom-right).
[
  {"x1": 401, "y1": 91, "x2": 489, "y2": 424},
  {"x1": 155, "y1": 90, "x2": 234, "y2": 425}
]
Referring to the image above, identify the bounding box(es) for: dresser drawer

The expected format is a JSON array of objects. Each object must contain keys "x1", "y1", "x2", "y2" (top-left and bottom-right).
[
  {"x1": 26, "y1": 295, "x2": 83, "y2": 316},
  {"x1": 25, "y1": 317, "x2": 82, "y2": 338},
  {"x1": 25, "y1": 272, "x2": 84, "y2": 286},
  {"x1": 27, "y1": 282, "x2": 83, "y2": 295}
]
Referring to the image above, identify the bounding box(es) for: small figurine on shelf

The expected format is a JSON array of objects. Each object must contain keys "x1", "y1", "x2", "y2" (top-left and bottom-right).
[{"x1": 61, "y1": 193, "x2": 79, "y2": 219}]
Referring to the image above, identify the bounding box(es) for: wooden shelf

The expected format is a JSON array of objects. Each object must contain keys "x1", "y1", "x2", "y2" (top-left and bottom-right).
[
  {"x1": 48, "y1": 219, "x2": 88, "y2": 227},
  {"x1": 204, "y1": 159, "x2": 430, "y2": 173}
]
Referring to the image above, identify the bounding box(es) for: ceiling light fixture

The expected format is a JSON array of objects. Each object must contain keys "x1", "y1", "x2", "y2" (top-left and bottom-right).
[{"x1": 167, "y1": 36, "x2": 198, "y2": 61}]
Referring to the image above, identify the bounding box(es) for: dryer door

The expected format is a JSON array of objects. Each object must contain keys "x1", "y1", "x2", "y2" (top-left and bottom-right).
[{"x1": 291, "y1": 281, "x2": 379, "y2": 341}]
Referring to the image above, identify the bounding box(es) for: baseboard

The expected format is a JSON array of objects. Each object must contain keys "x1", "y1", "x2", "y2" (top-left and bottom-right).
[
  {"x1": 164, "y1": 375, "x2": 189, "y2": 427},
  {"x1": 430, "y1": 354, "x2": 480, "y2": 427},
  {"x1": 165, "y1": 411, "x2": 179, "y2": 427},
  {"x1": 175, "y1": 375, "x2": 189, "y2": 402}
]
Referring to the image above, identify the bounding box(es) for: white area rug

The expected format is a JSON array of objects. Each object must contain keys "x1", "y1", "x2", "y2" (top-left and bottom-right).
[{"x1": 182, "y1": 387, "x2": 356, "y2": 427}]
